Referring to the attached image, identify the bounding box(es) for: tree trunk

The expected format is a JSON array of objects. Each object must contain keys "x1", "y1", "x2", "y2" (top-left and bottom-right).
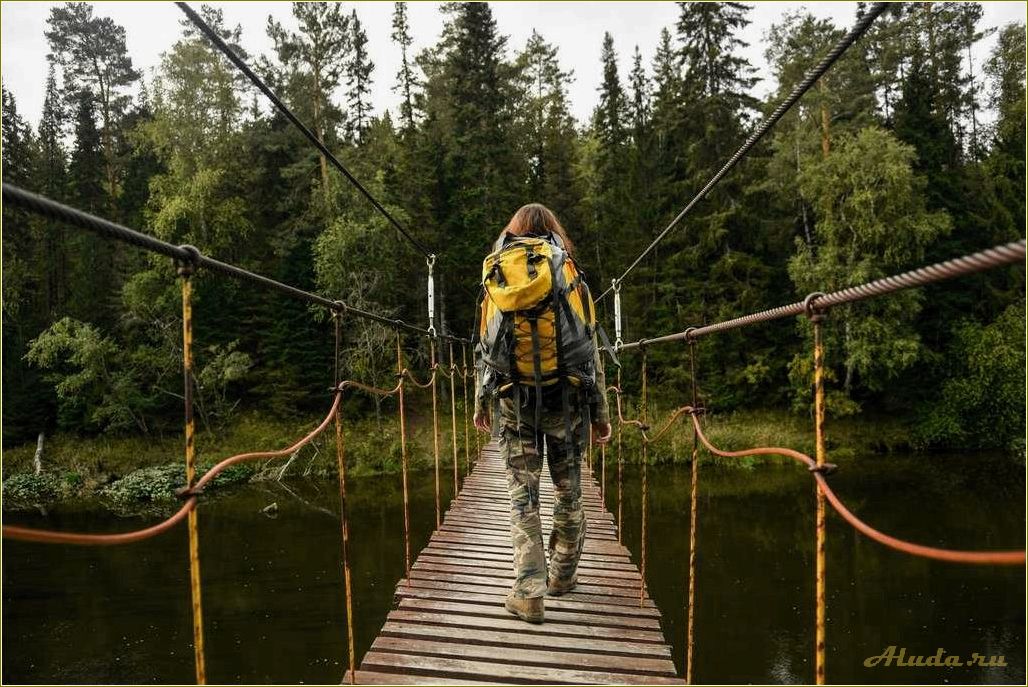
[
  {"x1": 313, "y1": 66, "x2": 330, "y2": 193},
  {"x1": 33, "y1": 432, "x2": 45, "y2": 475}
]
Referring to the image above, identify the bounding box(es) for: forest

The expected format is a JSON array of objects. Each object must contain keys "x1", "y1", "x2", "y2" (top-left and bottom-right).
[{"x1": 2, "y1": 1, "x2": 1025, "y2": 475}]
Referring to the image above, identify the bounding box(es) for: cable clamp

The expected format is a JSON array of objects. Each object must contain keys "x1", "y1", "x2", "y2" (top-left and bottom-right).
[
  {"x1": 688, "y1": 405, "x2": 706, "y2": 416},
  {"x1": 808, "y1": 462, "x2": 838, "y2": 476},
  {"x1": 176, "y1": 244, "x2": 201, "y2": 277},
  {"x1": 175, "y1": 484, "x2": 205, "y2": 499},
  {"x1": 803, "y1": 292, "x2": 827, "y2": 322},
  {"x1": 684, "y1": 326, "x2": 698, "y2": 344}
]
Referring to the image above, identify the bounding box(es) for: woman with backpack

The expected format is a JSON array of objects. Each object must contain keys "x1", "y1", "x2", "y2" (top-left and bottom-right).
[{"x1": 473, "y1": 203, "x2": 612, "y2": 624}]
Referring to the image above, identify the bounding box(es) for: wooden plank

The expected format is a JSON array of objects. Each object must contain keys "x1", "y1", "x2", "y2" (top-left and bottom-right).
[
  {"x1": 413, "y1": 554, "x2": 641, "y2": 578},
  {"x1": 356, "y1": 439, "x2": 678, "y2": 685},
  {"x1": 369, "y1": 637, "x2": 678, "y2": 677},
  {"x1": 393, "y1": 583, "x2": 662, "y2": 619},
  {"x1": 378, "y1": 621, "x2": 673, "y2": 659},
  {"x1": 359, "y1": 651, "x2": 683, "y2": 685},
  {"x1": 395, "y1": 598, "x2": 662, "y2": 631},
  {"x1": 384, "y1": 609, "x2": 664, "y2": 643},
  {"x1": 410, "y1": 561, "x2": 644, "y2": 589},
  {"x1": 393, "y1": 578, "x2": 658, "y2": 610},
  {"x1": 405, "y1": 570, "x2": 650, "y2": 600},
  {"x1": 355, "y1": 670, "x2": 511, "y2": 685}
]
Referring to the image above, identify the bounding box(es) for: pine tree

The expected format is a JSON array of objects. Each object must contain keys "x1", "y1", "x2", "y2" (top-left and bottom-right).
[
  {"x1": 391, "y1": 2, "x2": 418, "y2": 133},
  {"x1": 46, "y1": 2, "x2": 139, "y2": 208},
  {"x1": 267, "y1": 2, "x2": 350, "y2": 190},
  {"x1": 513, "y1": 31, "x2": 581, "y2": 227},
  {"x1": 628, "y1": 46, "x2": 650, "y2": 136},
  {"x1": 586, "y1": 32, "x2": 632, "y2": 283},
  {"x1": 66, "y1": 90, "x2": 115, "y2": 324},
  {"x1": 592, "y1": 33, "x2": 628, "y2": 149},
  {"x1": 38, "y1": 64, "x2": 67, "y2": 199},
  {"x1": 893, "y1": 48, "x2": 959, "y2": 209},
  {"x1": 2, "y1": 88, "x2": 54, "y2": 446},
  {"x1": 346, "y1": 10, "x2": 374, "y2": 143},
  {"x1": 68, "y1": 92, "x2": 105, "y2": 212},
  {"x1": 983, "y1": 22, "x2": 1026, "y2": 238},
  {"x1": 37, "y1": 66, "x2": 69, "y2": 318}
]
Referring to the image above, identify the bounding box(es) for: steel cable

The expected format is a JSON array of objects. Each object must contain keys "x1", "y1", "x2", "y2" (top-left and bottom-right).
[
  {"x1": 598, "y1": 2, "x2": 889, "y2": 302},
  {"x1": 620, "y1": 239, "x2": 1027, "y2": 350}
]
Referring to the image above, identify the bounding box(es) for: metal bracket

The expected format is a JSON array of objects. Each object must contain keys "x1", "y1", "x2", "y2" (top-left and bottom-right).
[{"x1": 803, "y1": 291, "x2": 827, "y2": 323}]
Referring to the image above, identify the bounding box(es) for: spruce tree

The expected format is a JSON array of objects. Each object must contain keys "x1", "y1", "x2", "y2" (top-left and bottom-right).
[
  {"x1": 346, "y1": 10, "x2": 374, "y2": 143},
  {"x1": 68, "y1": 92, "x2": 105, "y2": 212},
  {"x1": 628, "y1": 46, "x2": 650, "y2": 136},
  {"x1": 391, "y1": 2, "x2": 418, "y2": 134},
  {"x1": 36, "y1": 66, "x2": 69, "y2": 319}
]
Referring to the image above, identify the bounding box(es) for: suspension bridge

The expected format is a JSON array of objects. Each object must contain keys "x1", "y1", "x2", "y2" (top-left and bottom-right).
[{"x1": 3, "y1": 2, "x2": 1025, "y2": 685}]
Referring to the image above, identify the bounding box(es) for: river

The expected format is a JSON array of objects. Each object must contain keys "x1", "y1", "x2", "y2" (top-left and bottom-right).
[{"x1": 3, "y1": 450, "x2": 1024, "y2": 684}]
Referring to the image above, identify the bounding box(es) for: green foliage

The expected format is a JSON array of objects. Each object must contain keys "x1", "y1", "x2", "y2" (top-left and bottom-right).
[
  {"x1": 788, "y1": 127, "x2": 951, "y2": 402},
  {"x1": 2, "y1": 2, "x2": 1023, "y2": 457},
  {"x1": 2, "y1": 473, "x2": 70, "y2": 508},
  {"x1": 915, "y1": 304, "x2": 1026, "y2": 451},
  {"x1": 26, "y1": 317, "x2": 154, "y2": 433},
  {"x1": 100, "y1": 464, "x2": 184, "y2": 506}
]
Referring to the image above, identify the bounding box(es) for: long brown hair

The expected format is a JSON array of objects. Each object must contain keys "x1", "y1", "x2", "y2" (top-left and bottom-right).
[{"x1": 499, "y1": 203, "x2": 575, "y2": 255}]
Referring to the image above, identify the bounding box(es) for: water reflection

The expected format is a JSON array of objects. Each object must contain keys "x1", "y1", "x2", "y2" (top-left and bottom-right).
[{"x1": 3, "y1": 451, "x2": 1024, "y2": 684}]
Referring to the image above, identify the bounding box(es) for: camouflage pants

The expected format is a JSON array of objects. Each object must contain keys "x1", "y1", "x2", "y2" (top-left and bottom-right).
[{"x1": 498, "y1": 389, "x2": 587, "y2": 599}]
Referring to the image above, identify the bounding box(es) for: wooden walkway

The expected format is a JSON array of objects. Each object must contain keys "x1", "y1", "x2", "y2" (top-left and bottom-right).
[{"x1": 356, "y1": 441, "x2": 682, "y2": 685}]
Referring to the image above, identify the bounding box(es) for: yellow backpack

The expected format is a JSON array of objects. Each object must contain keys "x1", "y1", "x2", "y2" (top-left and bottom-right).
[{"x1": 477, "y1": 233, "x2": 597, "y2": 403}]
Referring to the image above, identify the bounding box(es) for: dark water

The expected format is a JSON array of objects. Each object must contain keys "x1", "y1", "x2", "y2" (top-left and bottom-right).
[{"x1": 3, "y1": 451, "x2": 1025, "y2": 684}]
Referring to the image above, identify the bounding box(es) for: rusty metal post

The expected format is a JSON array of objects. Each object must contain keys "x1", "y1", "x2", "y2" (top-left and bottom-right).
[
  {"x1": 686, "y1": 337, "x2": 700, "y2": 685},
  {"x1": 395, "y1": 334, "x2": 412, "y2": 579},
  {"x1": 616, "y1": 367, "x2": 624, "y2": 544},
  {"x1": 811, "y1": 303, "x2": 828, "y2": 686},
  {"x1": 428, "y1": 338, "x2": 441, "y2": 527},
  {"x1": 471, "y1": 346, "x2": 481, "y2": 466},
  {"x1": 448, "y1": 342, "x2": 460, "y2": 497},
  {"x1": 332, "y1": 312, "x2": 356, "y2": 685},
  {"x1": 639, "y1": 347, "x2": 649, "y2": 606},
  {"x1": 461, "y1": 343, "x2": 471, "y2": 475},
  {"x1": 178, "y1": 259, "x2": 207, "y2": 685},
  {"x1": 600, "y1": 381, "x2": 608, "y2": 504}
]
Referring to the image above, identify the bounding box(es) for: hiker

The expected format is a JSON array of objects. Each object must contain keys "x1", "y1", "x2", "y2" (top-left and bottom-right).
[{"x1": 473, "y1": 203, "x2": 612, "y2": 624}]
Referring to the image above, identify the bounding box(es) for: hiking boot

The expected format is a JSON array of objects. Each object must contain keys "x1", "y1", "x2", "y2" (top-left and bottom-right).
[
  {"x1": 547, "y1": 576, "x2": 577, "y2": 596},
  {"x1": 504, "y1": 593, "x2": 544, "y2": 623}
]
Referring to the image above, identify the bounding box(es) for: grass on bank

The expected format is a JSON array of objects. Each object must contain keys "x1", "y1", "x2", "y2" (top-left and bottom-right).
[{"x1": 2, "y1": 401, "x2": 914, "y2": 512}]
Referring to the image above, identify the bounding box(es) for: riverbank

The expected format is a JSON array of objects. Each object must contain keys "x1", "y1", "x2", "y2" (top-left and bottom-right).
[{"x1": 0, "y1": 405, "x2": 930, "y2": 512}]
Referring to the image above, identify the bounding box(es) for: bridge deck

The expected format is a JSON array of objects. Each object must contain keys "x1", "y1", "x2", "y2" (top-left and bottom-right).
[{"x1": 356, "y1": 440, "x2": 682, "y2": 685}]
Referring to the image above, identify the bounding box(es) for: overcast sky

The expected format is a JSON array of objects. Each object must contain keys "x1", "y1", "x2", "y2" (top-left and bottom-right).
[{"x1": 2, "y1": 1, "x2": 1025, "y2": 128}]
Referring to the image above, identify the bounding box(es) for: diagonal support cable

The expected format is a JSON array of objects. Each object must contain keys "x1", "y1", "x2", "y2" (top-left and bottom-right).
[
  {"x1": 175, "y1": 1, "x2": 435, "y2": 259},
  {"x1": 597, "y1": 1, "x2": 889, "y2": 302}
]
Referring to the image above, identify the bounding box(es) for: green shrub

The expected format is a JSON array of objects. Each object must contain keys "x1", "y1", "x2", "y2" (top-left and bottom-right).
[{"x1": 2, "y1": 472, "x2": 69, "y2": 508}]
